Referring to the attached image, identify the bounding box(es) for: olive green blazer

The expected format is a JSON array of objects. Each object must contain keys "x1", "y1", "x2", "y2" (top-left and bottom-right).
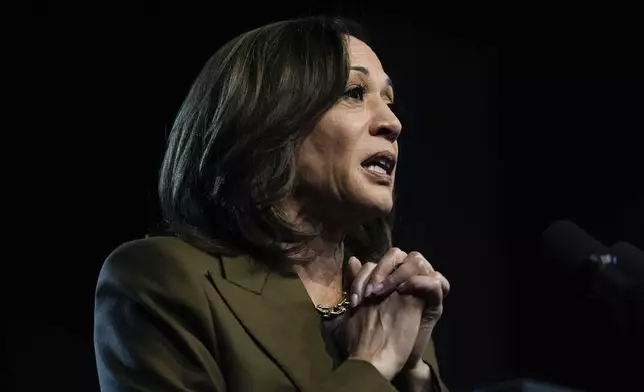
[{"x1": 94, "y1": 236, "x2": 448, "y2": 391}]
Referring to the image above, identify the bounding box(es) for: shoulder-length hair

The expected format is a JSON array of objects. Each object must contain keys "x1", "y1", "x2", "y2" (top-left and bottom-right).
[{"x1": 158, "y1": 16, "x2": 396, "y2": 270}]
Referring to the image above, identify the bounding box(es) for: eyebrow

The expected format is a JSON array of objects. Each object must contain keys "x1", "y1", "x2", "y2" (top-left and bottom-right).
[{"x1": 350, "y1": 66, "x2": 394, "y2": 90}]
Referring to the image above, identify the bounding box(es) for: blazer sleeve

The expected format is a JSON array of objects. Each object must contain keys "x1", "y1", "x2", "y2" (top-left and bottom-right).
[
  {"x1": 315, "y1": 359, "x2": 399, "y2": 392},
  {"x1": 94, "y1": 240, "x2": 226, "y2": 392},
  {"x1": 320, "y1": 342, "x2": 448, "y2": 392},
  {"x1": 422, "y1": 339, "x2": 449, "y2": 392}
]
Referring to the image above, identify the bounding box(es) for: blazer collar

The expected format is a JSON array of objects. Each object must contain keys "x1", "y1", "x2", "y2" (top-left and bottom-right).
[{"x1": 207, "y1": 253, "x2": 338, "y2": 391}]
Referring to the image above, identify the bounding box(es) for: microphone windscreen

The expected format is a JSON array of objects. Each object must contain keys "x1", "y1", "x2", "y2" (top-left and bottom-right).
[
  {"x1": 610, "y1": 241, "x2": 644, "y2": 282},
  {"x1": 542, "y1": 220, "x2": 606, "y2": 271}
]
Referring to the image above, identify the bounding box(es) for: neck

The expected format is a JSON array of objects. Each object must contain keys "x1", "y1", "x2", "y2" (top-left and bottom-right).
[
  {"x1": 293, "y1": 231, "x2": 346, "y2": 306},
  {"x1": 276, "y1": 198, "x2": 348, "y2": 304},
  {"x1": 293, "y1": 231, "x2": 345, "y2": 285}
]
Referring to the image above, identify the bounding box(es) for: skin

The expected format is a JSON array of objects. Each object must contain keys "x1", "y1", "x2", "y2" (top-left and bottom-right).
[
  {"x1": 282, "y1": 36, "x2": 449, "y2": 388},
  {"x1": 294, "y1": 38, "x2": 401, "y2": 232},
  {"x1": 286, "y1": 35, "x2": 401, "y2": 305},
  {"x1": 348, "y1": 249, "x2": 450, "y2": 371}
]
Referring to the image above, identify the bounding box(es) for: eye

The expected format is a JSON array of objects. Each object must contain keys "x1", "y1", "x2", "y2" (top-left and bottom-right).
[{"x1": 343, "y1": 84, "x2": 367, "y2": 101}]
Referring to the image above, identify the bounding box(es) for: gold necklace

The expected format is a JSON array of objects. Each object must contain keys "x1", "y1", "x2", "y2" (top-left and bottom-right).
[{"x1": 315, "y1": 291, "x2": 349, "y2": 320}]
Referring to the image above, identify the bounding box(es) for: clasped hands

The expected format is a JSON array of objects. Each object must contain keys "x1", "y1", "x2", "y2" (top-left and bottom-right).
[{"x1": 341, "y1": 247, "x2": 450, "y2": 381}]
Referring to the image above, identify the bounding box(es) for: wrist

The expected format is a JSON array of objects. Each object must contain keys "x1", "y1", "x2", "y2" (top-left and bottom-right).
[{"x1": 348, "y1": 356, "x2": 398, "y2": 382}]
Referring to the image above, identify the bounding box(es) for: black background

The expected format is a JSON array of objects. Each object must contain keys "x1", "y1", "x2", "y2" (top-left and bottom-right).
[{"x1": 10, "y1": 3, "x2": 643, "y2": 392}]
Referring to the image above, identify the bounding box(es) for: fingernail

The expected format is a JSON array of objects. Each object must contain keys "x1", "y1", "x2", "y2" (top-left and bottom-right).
[
  {"x1": 365, "y1": 284, "x2": 373, "y2": 298},
  {"x1": 373, "y1": 283, "x2": 385, "y2": 294},
  {"x1": 350, "y1": 293, "x2": 359, "y2": 308}
]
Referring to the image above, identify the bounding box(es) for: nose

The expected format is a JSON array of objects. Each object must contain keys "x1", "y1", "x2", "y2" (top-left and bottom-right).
[{"x1": 370, "y1": 102, "x2": 402, "y2": 143}]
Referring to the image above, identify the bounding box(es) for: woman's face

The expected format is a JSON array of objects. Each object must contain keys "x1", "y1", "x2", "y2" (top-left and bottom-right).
[{"x1": 296, "y1": 36, "x2": 402, "y2": 225}]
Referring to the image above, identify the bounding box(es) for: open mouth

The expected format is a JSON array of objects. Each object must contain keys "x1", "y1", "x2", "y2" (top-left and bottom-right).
[{"x1": 361, "y1": 151, "x2": 396, "y2": 176}]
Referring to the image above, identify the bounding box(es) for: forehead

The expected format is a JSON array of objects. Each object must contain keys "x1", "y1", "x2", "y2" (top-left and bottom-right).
[{"x1": 346, "y1": 37, "x2": 386, "y2": 75}]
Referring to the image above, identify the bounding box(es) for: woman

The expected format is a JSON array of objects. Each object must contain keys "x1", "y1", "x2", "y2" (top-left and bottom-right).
[{"x1": 94, "y1": 16, "x2": 450, "y2": 392}]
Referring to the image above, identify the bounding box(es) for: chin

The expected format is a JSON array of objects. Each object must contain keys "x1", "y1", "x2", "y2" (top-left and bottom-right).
[
  {"x1": 350, "y1": 196, "x2": 394, "y2": 223},
  {"x1": 373, "y1": 200, "x2": 394, "y2": 215},
  {"x1": 368, "y1": 186, "x2": 395, "y2": 210},
  {"x1": 351, "y1": 170, "x2": 396, "y2": 217}
]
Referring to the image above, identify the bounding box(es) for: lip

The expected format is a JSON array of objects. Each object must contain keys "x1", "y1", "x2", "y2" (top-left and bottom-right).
[
  {"x1": 360, "y1": 150, "x2": 398, "y2": 175},
  {"x1": 361, "y1": 165, "x2": 393, "y2": 185}
]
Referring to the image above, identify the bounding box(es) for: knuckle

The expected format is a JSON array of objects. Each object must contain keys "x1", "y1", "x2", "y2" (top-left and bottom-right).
[
  {"x1": 431, "y1": 278, "x2": 444, "y2": 290},
  {"x1": 393, "y1": 263, "x2": 412, "y2": 279},
  {"x1": 431, "y1": 305, "x2": 444, "y2": 316},
  {"x1": 374, "y1": 270, "x2": 389, "y2": 283},
  {"x1": 361, "y1": 265, "x2": 377, "y2": 279},
  {"x1": 390, "y1": 247, "x2": 407, "y2": 258},
  {"x1": 415, "y1": 259, "x2": 428, "y2": 273}
]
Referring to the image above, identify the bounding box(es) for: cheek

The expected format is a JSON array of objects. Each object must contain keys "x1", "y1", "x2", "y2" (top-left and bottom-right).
[
  {"x1": 295, "y1": 147, "x2": 359, "y2": 201},
  {"x1": 301, "y1": 134, "x2": 356, "y2": 171},
  {"x1": 295, "y1": 141, "x2": 337, "y2": 189},
  {"x1": 297, "y1": 113, "x2": 366, "y2": 190},
  {"x1": 296, "y1": 150, "x2": 322, "y2": 183}
]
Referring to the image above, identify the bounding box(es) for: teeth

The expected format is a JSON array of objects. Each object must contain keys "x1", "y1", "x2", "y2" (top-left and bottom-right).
[{"x1": 366, "y1": 165, "x2": 387, "y2": 175}]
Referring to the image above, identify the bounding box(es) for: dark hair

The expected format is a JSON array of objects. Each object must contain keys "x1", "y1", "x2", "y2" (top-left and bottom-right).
[{"x1": 158, "y1": 16, "x2": 396, "y2": 270}]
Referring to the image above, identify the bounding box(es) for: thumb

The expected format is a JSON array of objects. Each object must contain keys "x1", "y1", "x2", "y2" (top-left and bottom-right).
[{"x1": 346, "y1": 256, "x2": 362, "y2": 284}]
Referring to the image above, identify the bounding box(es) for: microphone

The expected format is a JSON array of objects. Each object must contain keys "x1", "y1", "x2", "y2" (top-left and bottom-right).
[
  {"x1": 609, "y1": 241, "x2": 644, "y2": 284},
  {"x1": 542, "y1": 220, "x2": 627, "y2": 294},
  {"x1": 542, "y1": 220, "x2": 644, "y2": 331}
]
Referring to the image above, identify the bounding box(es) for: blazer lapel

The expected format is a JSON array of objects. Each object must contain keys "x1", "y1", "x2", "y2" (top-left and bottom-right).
[{"x1": 207, "y1": 254, "x2": 336, "y2": 391}]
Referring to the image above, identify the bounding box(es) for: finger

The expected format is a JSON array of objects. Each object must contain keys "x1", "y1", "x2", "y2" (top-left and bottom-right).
[
  {"x1": 396, "y1": 275, "x2": 444, "y2": 308},
  {"x1": 371, "y1": 251, "x2": 429, "y2": 296},
  {"x1": 370, "y1": 261, "x2": 420, "y2": 297},
  {"x1": 434, "y1": 271, "x2": 450, "y2": 299},
  {"x1": 367, "y1": 247, "x2": 408, "y2": 291},
  {"x1": 415, "y1": 256, "x2": 450, "y2": 299},
  {"x1": 349, "y1": 260, "x2": 378, "y2": 308},
  {"x1": 409, "y1": 251, "x2": 434, "y2": 275},
  {"x1": 345, "y1": 256, "x2": 362, "y2": 283},
  {"x1": 416, "y1": 267, "x2": 450, "y2": 299}
]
